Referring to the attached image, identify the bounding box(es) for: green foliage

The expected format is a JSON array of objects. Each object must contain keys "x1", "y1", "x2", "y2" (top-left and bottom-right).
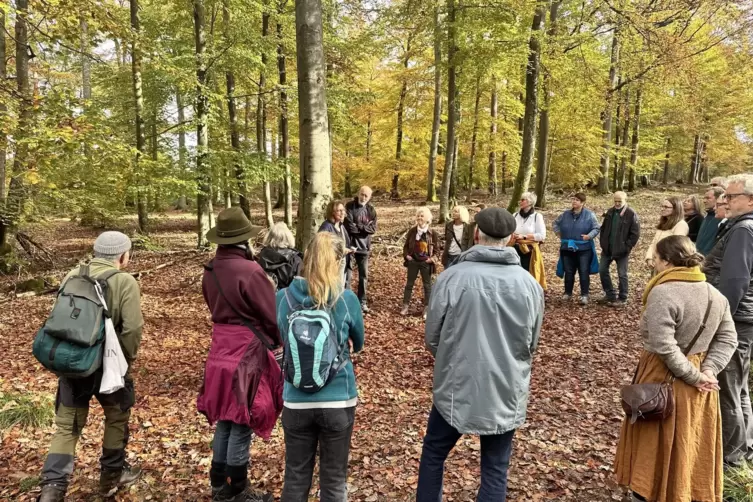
[
  {"x1": 725, "y1": 462, "x2": 753, "y2": 501},
  {"x1": 0, "y1": 390, "x2": 54, "y2": 431}
]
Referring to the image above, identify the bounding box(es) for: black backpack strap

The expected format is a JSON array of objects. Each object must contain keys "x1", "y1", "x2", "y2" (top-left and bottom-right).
[{"x1": 204, "y1": 262, "x2": 278, "y2": 351}]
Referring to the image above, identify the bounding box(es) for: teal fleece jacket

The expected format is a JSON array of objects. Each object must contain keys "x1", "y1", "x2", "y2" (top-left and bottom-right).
[{"x1": 276, "y1": 278, "x2": 365, "y2": 404}]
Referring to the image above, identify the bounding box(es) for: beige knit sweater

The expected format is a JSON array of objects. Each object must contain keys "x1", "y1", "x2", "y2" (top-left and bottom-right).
[
  {"x1": 645, "y1": 220, "x2": 689, "y2": 262},
  {"x1": 641, "y1": 281, "x2": 737, "y2": 385}
]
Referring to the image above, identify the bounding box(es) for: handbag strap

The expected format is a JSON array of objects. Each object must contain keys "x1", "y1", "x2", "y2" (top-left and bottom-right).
[{"x1": 204, "y1": 261, "x2": 278, "y2": 351}]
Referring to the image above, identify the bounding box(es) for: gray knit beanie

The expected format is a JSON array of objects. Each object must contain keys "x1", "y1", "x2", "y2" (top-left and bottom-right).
[{"x1": 94, "y1": 231, "x2": 132, "y2": 256}]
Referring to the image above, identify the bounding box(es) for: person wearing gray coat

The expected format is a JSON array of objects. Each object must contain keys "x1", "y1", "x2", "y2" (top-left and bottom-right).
[{"x1": 417, "y1": 207, "x2": 545, "y2": 502}]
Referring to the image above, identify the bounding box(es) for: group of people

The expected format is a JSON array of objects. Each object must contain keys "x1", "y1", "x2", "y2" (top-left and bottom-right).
[{"x1": 32, "y1": 173, "x2": 753, "y2": 502}]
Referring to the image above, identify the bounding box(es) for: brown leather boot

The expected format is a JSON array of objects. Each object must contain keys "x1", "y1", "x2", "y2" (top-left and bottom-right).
[
  {"x1": 99, "y1": 462, "x2": 142, "y2": 497},
  {"x1": 38, "y1": 485, "x2": 66, "y2": 502}
]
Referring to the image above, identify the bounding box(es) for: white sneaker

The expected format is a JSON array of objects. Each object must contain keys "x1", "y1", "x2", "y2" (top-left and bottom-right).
[
  {"x1": 400, "y1": 304, "x2": 409, "y2": 316},
  {"x1": 579, "y1": 295, "x2": 589, "y2": 305}
]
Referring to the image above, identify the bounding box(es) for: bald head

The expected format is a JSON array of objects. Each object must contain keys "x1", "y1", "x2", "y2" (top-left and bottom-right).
[{"x1": 358, "y1": 186, "x2": 372, "y2": 205}]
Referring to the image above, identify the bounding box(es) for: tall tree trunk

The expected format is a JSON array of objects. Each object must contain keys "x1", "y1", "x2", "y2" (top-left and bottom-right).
[
  {"x1": 366, "y1": 113, "x2": 373, "y2": 162},
  {"x1": 427, "y1": 4, "x2": 442, "y2": 202},
  {"x1": 295, "y1": 0, "x2": 332, "y2": 249},
  {"x1": 278, "y1": 1, "x2": 293, "y2": 228},
  {"x1": 7, "y1": 0, "x2": 32, "y2": 242},
  {"x1": 488, "y1": 78, "x2": 498, "y2": 196},
  {"x1": 628, "y1": 88, "x2": 641, "y2": 192},
  {"x1": 393, "y1": 36, "x2": 412, "y2": 201},
  {"x1": 535, "y1": 0, "x2": 560, "y2": 208},
  {"x1": 438, "y1": 0, "x2": 457, "y2": 223},
  {"x1": 130, "y1": 0, "x2": 148, "y2": 233},
  {"x1": 223, "y1": 0, "x2": 248, "y2": 217},
  {"x1": 688, "y1": 134, "x2": 701, "y2": 184},
  {"x1": 194, "y1": 0, "x2": 212, "y2": 247},
  {"x1": 598, "y1": 30, "x2": 620, "y2": 194},
  {"x1": 700, "y1": 137, "x2": 709, "y2": 183},
  {"x1": 176, "y1": 90, "x2": 188, "y2": 210},
  {"x1": 617, "y1": 90, "x2": 630, "y2": 190},
  {"x1": 467, "y1": 74, "x2": 481, "y2": 199},
  {"x1": 612, "y1": 81, "x2": 621, "y2": 191},
  {"x1": 0, "y1": 7, "x2": 7, "y2": 212},
  {"x1": 258, "y1": 8, "x2": 274, "y2": 227},
  {"x1": 663, "y1": 137, "x2": 671, "y2": 184},
  {"x1": 508, "y1": 3, "x2": 544, "y2": 213}
]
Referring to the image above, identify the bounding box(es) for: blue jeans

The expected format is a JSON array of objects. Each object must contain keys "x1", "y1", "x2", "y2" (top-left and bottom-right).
[
  {"x1": 561, "y1": 248, "x2": 592, "y2": 296},
  {"x1": 212, "y1": 420, "x2": 253, "y2": 467},
  {"x1": 599, "y1": 253, "x2": 629, "y2": 300},
  {"x1": 416, "y1": 406, "x2": 515, "y2": 502}
]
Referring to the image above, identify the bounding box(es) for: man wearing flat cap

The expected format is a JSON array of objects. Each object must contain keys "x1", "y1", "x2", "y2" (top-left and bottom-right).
[
  {"x1": 39, "y1": 231, "x2": 144, "y2": 501},
  {"x1": 417, "y1": 207, "x2": 545, "y2": 502}
]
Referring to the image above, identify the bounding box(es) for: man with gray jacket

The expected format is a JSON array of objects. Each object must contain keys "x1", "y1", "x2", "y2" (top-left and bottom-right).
[
  {"x1": 703, "y1": 173, "x2": 753, "y2": 466},
  {"x1": 417, "y1": 207, "x2": 545, "y2": 501}
]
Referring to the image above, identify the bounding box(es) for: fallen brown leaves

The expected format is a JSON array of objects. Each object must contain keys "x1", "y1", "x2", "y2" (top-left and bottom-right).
[{"x1": 0, "y1": 191, "x2": 691, "y2": 501}]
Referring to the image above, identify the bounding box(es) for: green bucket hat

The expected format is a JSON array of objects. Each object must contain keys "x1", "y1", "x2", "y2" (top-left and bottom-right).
[{"x1": 206, "y1": 207, "x2": 264, "y2": 245}]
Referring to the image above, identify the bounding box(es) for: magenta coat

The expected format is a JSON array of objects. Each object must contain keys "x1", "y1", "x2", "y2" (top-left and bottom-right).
[{"x1": 197, "y1": 323, "x2": 283, "y2": 439}]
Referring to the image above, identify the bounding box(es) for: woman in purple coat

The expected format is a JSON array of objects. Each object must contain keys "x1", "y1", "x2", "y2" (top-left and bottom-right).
[{"x1": 197, "y1": 207, "x2": 283, "y2": 502}]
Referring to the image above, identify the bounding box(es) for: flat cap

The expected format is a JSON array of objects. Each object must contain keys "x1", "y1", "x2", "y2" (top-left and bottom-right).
[{"x1": 475, "y1": 207, "x2": 516, "y2": 239}]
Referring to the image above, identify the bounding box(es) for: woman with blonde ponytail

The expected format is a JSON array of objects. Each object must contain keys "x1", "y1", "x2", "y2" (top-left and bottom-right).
[{"x1": 275, "y1": 232, "x2": 365, "y2": 501}]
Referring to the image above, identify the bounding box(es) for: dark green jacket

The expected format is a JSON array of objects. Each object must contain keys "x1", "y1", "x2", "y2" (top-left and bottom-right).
[{"x1": 62, "y1": 259, "x2": 144, "y2": 364}]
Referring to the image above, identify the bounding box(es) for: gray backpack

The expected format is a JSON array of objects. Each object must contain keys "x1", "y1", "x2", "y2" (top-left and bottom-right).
[{"x1": 32, "y1": 265, "x2": 121, "y2": 378}]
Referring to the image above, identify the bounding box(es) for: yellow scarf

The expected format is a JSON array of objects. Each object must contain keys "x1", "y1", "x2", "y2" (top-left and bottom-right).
[{"x1": 641, "y1": 266, "x2": 706, "y2": 308}]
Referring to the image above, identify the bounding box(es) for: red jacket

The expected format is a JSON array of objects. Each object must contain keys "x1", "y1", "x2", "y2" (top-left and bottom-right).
[{"x1": 197, "y1": 247, "x2": 283, "y2": 437}]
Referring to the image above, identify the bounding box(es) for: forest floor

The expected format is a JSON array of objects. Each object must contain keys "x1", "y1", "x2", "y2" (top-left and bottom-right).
[{"x1": 0, "y1": 186, "x2": 699, "y2": 501}]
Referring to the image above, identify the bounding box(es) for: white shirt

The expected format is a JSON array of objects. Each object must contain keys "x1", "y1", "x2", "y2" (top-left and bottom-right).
[
  {"x1": 449, "y1": 224, "x2": 464, "y2": 255},
  {"x1": 514, "y1": 211, "x2": 546, "y2": 242}
]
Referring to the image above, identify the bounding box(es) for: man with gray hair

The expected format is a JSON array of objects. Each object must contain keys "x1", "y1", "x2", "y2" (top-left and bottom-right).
[
  {"x1": 598, "y1": 191, "x2": 640, "y2": 307},
  {"x1": 38, "y1": 231, "x2": 144, "y2": 501},
  {"x1": 710, "y1": 176, "x2": 728, "y2": 189},
  {"x1": 418, "y1": 207, "x2": 544, "y2": 501},
  {"x1": 703, "y1": 174, "x2": 753, "y2": 466}
]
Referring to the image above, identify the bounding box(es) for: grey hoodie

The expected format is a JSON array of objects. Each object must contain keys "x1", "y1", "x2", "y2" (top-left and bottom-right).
[{"x1": 425, "y1": 246, "x2": 545, "y2": 435}]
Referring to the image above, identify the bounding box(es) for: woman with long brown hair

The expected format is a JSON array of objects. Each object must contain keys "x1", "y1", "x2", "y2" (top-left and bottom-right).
[
  {"x1": 683, "y1": 194, "x2": 704, "y2": 242},
  {"x1": 615, "y1": 235, "x2": 736, "y2": 502},
  {"x1": 276, "y1": 232, "x2": 365, "y2": 501},
  {"x1": 645, "y1": 196, "x2": 689, "y2": 267}
]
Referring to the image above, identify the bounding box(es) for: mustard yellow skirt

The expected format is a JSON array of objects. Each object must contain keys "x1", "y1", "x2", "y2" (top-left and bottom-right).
[{"x1": 614, "y1": 351, "x2": 723, "y2": 502}]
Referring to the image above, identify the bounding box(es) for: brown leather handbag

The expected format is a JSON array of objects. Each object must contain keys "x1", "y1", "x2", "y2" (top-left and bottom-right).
[{"x1": 621, "y1": 285, "x2": 713, "y2": 424}]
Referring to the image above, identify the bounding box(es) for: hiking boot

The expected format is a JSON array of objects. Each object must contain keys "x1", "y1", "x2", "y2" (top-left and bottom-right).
[
  {"x1": 597, "y1": 296, "x2": 616, "y2": 305},
  {"x1": 610, "y1": 299, "x2": 627, "y2": 308},
  {"x1": 579, "y1": 295, "x2": 589, "y2": 305},
  {"x1": 99, "y1": 462, "x2": 142, "y2": 497},
  {"x1": 562, "y1": 294, "x2": 572, "y2": 301},
  {"x1": 38, "y1": 485, "x2": 66, "y2": 502},
  {"x1": 400, "y1": 304, "x2": 409, "y2": 316},
  {"x1": 215, "y1": 485, "x2": 273, "y2": 502}
]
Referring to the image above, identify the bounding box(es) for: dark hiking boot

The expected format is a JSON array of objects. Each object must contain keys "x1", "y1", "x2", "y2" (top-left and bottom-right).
[
  {"x1": 215, "y1": 485, "x2": 273, "y2": 502},
  {"x1": 99, "y1": 462, "x2": 142, "y2": 497},
  {"x1": 38, "y1": 485, "x2": 66, "y2": 502}
]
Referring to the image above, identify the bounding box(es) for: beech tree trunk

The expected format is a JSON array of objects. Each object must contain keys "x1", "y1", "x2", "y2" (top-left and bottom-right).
[
  {"x1": 663, "y1": 137, "x2": 671, "y2": 185},
  {"x1": 393, "y1": 35, "x2": 413, "y2": 201},
  {"x1": 176, "y1": 90, "x2": 188, "y2": 210},
  {"x1": 535, "y1": 0, "x2": 560, "y2": 209},
  {"x1": 467, "y1": 74, "x2": 481, "y2": 199},
  {"x1": 130, "y1": 0, "x2": 149, "y2": 233},
  {"x1": 628, "y1": 88, "x2": 641, "y2": 192},
  {"x1": 194, "y1": 0, "x2": 213, "y2": 247},
  {"x1": 617, "y1": 90, "x2": 630, "y2": 190},
  {"x1": 488, "y1": 78, "x2": 498, "y2": 196},
  {"x1": 688, "y1": 134, "x2": 701, "y2": 184},
  {"x1": 259, "y1": 8, "x2": 274, "y2": 227},
  {"x1": 438, "y1": 0, "x2": 457, "y2": 223},
  {"x1": 427, "y1": 3, "x2": 442, "y2": 202},
  {"x1": 508, "y1": 3, "x2": 544, "y2": 213},
  {"x1": 295, "y1": 0, "x2": 332, "y2": 249},
  {"x1": 598, "y1": 30, "x2": 620, "y2": 194},
  {"x1": 278, "y1": 0, "x2": 293, "y2": 227}
]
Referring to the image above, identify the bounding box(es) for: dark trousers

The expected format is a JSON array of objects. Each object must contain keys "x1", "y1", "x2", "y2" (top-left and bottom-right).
[
  {"x1": 514, "y1": 245, "x2": 532, "y2": 272},
  {"x1": 403, "y1": 261, "x2": 433, "y2": 306},
  {"x1": 41, "y1": 373, "x2": 135, "y2": 488},
  {"x1": 561, "y1": 248, "x2": 592, "y2": 296},
  {"x1": 720, "y1": 321, "x2": 753, "y2": 465},
  {"x1": 417, "y1": 406, "x2": 515, "y2": 502},
  {"x1": 345, "y1": 254, "x2": 369, "y2": 305},
  {"x1": 599, "y1": 253, "x2": 629, "y2": 300},
  {"x1": 281, "y1": 407, "x2": 355, "y2": 502}
]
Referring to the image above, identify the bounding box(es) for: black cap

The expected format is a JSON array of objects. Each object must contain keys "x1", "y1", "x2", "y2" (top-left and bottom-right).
[{"x1": 475, "y1": 207, "x2": 516, "y2": 239}]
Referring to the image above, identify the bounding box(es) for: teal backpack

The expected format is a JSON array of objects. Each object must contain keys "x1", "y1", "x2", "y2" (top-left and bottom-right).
[
  {"x1": 32, "y1": 265, "x2": 121, "y2": 378},
  {"x1": 282, "y1": 291, "x2": 348, "y2": 393}
]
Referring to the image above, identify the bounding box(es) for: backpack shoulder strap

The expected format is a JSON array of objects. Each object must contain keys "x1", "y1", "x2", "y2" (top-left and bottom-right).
[
  {"x1": 97, "y1": 269, "x2": 123, "y2": 283},
  {"x1": 683, "y1": 284, "x2": 714, "y2": 357}
]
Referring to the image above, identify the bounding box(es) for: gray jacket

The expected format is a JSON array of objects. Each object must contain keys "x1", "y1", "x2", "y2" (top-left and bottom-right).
[
  {"x1": 703, "y1": 212, "x2": 753, "y2": 324},
  {"x1": 425, "y1": 246, "x2": 545, "y2": 435}
]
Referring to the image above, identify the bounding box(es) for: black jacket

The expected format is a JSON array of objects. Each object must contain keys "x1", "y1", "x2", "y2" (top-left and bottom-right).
[
  {"x1": 319, "y1": 220, "x2": 352, "y2": 270},
  {"x1": 442, "y1": 220, "x2": 470, "y2": 267},
  {"x1": 344, "y1": 198, "x2": 377, "y2": 254},
  {"x1": 703, "y1": 212, "x2": 753, "y2": 323},
  {"x1": 685, "y1": 213, "x2": 703, "y2": 242},
  {"x1": 258, "y1": 247, "x2": 303, "y2": 290},
  {"x1": 598, "y1": 206, "x2": 640, "y2": 258}
]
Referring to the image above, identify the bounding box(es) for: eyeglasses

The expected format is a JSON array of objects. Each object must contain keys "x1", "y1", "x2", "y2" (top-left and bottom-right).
[
  {"x1": 661, "y1": 205, "x2": 673, "y2": 209},
  {"x1": 724, "y1": 193, "x2": 749, "y2": 201}
]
